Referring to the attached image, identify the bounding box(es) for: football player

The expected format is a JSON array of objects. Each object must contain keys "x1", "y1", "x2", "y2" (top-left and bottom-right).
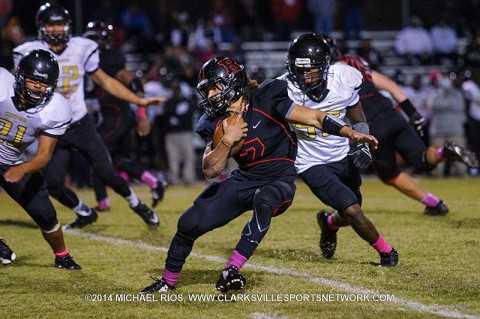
[
  {"x1": 13, "y1": 3, "x2": 166, "y2": 229},
  {"x1": 140, "y1": 56, "x2": 378, "y2": 293},
  {"x1": 322, "y1": 35, "x2": 478, "y2": 216},
  {"x1": 0, "y1": 49, "x2": 80, "y2": 269},
  {"x1": 278, "y1": 33, "x2": 398, "y2": 266},
  {"x1": 83, "y1": 21, "x2": 167, "y2": 211}
]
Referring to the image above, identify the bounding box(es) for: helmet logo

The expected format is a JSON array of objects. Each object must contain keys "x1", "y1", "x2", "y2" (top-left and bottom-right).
[
  {"x1": 33, "y1": 70, "x2": 48, "y2": 80},
  {"x1": 295, "y1": 58, "x2": 313, "y2": 68},
  {"x1": 218, "y1": 58, "x2": 243, "y2": 74}
]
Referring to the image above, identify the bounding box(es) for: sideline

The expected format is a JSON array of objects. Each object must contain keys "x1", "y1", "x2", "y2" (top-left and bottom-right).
[{"x1": 68, "y1": 230, "x2": 479, "y2": 319}]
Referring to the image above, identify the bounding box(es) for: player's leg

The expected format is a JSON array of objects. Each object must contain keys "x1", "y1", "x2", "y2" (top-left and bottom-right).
[
  {"x1": 116, "y1": 158, "x2": 166, "y2": 208},
  {"x1": 216, "y1": 179, "x2": 296, "y2": 292},
  {"x1": 141, "y1": 178, "x2": 246, "y2": 292},
  {"x1": 1, "y1": 171, "x2": 80, "y2": 269},
  {"x1": 43, "y1": 140, "x2": 98, "y2": 229},
  {"x1": 392, "y1": 123, "x2": 449, "y2": 215},
  {"x1": 300, "y1": 159, "x2": 358, "y2": 259},
  {"x1": 73, "y1": 115, "x2": 159, "y2": 226}
]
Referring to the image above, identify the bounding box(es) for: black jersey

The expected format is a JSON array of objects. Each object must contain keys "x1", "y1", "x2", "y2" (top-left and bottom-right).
[
  {"x1": 195, "y1": 79, "x2": 298, "y2": 181},
  {"x1": 342, "y1": 54, "x2": 394, "y2": 121},
  {"x1": 96, "y1": 49, "x2": 131, "y2": 113}
]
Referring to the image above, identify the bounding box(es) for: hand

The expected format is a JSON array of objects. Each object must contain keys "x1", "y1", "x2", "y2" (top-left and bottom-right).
[
  {"x1": 222, "y1": 114, "x2": 248, "y2": 147},
  {"x1": 136, "y1": 117, "x2": 151, "y2": 136},
  {"x1": 349, "y1": 143, "x2": 373, "y2": 170},
  {"x1": 409, "y1": 112, "x2": 425, "y2": 137},
  {"x1": 4, "y1": 165, "x2": 26, "y2": 183},
  {"x1": 139, "y1": 97, "x2": 167, "y2": 106}
]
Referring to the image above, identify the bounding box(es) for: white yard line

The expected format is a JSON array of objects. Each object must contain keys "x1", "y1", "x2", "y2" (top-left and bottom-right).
[{"x1": 69, "y1": 231, "x2": 479, "y2": 319}]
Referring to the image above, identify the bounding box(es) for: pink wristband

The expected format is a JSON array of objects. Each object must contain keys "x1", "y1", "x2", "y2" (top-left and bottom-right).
[{"x1": 137, "y1": 106, "x2": 147, "y2": 118}]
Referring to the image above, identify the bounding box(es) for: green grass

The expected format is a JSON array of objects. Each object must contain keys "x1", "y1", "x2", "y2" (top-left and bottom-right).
[{"x1": 1, "y1": 176, "x2": 480, "y2": 319}]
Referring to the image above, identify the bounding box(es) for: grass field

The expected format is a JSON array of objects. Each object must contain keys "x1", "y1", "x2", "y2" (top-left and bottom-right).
[{"x1": 1, "y1": 176, "x2": 479, "y2": 319}]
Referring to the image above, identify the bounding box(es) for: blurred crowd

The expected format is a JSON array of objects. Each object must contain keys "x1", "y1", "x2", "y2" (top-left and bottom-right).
[{"x1": 1, "y1": 0, "x2": 480, "y2": 186}]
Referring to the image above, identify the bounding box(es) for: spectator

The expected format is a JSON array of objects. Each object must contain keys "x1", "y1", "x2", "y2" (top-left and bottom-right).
[
  {"x1": 428, "y1": 72, "x2": 468, "y2": 176},
  {"x1": 399, "y1": 74, "x2": 430, "y2": 146},
  {"x1": 342, "y1": 0, "x2": 365, "y2": 40},
  {"x1": 357, "y1": 37, "x2": 383, "y2": 69},
  {"x1": 162, "y1": 80, "x2": 197, "y2": 185},
  {"x1": 462, "y1": 29, "x2": 480, "y2": 69},
  {"x1": 0, "y1": 0, "x2": 12, "y2": 27},
  {"x1": 0, "y1": 25, "x2": 14, "y2": 70},
  {"x1": 270, "y1": 0, "x2": 303, "y2": 41},
  {"x1": 5, "y1": 16, "x2": 25, "y2": 45},
  {"x1": 209, "y1": 0, "x2": 237, "y2": 43},
  {"x1": 430, "y1": 17, "x2": 458, "y2": 66},
  {"x1": 461, "y1": 68, "x2": 480, "y2": 175},
  {"x1": 307, "y1": 0, "x2": 337, "y2": 36},
  {"x1": 120, "y1": 1, "x2": 154, "y2": 53},
  {"x1": 395, "y1": 16, "x2": 434, "y2": 65}
]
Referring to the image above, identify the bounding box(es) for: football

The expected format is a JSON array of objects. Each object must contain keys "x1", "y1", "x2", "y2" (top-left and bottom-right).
[{"x1": 212, "y1": 115, "x2": 245, "y2": 157}]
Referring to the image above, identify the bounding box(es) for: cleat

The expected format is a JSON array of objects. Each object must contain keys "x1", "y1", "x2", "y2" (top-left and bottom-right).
[
  {"x1": 54, "y1": 254, "x2": 81, "y2": 270},
  {"x1": 131, "y1": 202, "x2": 159, "y2": 226},
  {"x1": 424, "y1": 200, "x2": 449, "y2": 216},
  {"x1": 0, "y1": 238, "x2": 16, "y2": 265},
  {"x1": 215, "y1": 265, "x2": 246, "y2": 293},
  {"x1": 316, "y1": 210, "x2": 337, "y2": 259},
  {"x1": 62, "y1": 210, "x2": 98, "y2": 230},
  {"x1": 443, "y1": 142, "x2": 479, "y2": 168},
  {"x1": 151, "y1": 181, "x2": 167, "y2": 208},
  {"x1": 379, "y1": 248, "x2": 399, "y2": 267},
  {"x1": 141, "y1": 276, "x2": 174, "y2": 293}
]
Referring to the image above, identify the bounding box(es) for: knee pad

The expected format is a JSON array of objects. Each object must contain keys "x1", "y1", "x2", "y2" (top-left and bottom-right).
[
  {"x1": 41, "y1": 222, "x2": 60, "y2": 233},
  {"x1": 254, "y1": 182, "x2": 294, "y2": 217}
]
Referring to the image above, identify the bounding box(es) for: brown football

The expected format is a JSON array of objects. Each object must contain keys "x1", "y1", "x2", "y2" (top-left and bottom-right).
[{"x1": 212, "y1": 115, "x2": 245, "y2": 157}]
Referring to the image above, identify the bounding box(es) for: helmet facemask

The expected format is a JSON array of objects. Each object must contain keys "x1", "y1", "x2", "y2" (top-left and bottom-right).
[
  {"x1": 15, "y1": 72, "x2": 57, "y2": 111},
  {"x1": 196, "y1": 57, "x2": 246, "y2": 119},
  {"x1": 38, "y1": 23, "x2": 71, "y2": 45},
  {"x1": 287, "y1": 56, "x2": 330, "y2": 102}
]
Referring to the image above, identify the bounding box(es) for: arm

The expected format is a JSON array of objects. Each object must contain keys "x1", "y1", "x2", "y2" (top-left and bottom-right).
[
  {"x1": 90, "y1": 68, "x2": 166, "y2": 107},
  {"x1": 3, "y1": 135, "x2": 57, "y2": 183},
  {"x1": 114, "y1": 68, "x2": 151, "y2": 136},
  {"x1": 371, "y1": 70, "x2": 407, "y2": 103},
  {"x1": 346, "y1": 101, "x2": 367, "y2": 124},
  {"x1": 288, "y1": 104, "x2": 378, "y2": 148},
  {"x1": 202, "y1": 114, "x2": 247, "y2": 179},
  {"x1": 372, "y1": 70, "x2": 425, "y2": 136}
]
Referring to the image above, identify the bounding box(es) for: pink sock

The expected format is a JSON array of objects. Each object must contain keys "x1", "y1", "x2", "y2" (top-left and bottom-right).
[
  {"x1": 371, "y1": 234, "x2": 392, "y2": 254},
  {"x1": 98, "y1": 198, "x2": 110, "y2": 210},
  {"x1": 162, "y1": 269, "x2": 180, "y2": 286},
  {"x1": 141, "y1": 171, "x2": 158, "y2": 189},
  {"x1": 119, "y1": 171, "x2": 129, "y2": 182},
  {"x1": 54, "y1": 249, "x2": 69, "y2": 257},
  {"x1": 327, "y1": 215, "x2": 339, "y2": 231},
  {"x1": 421, "y1": 193, "x2": 440, "y2": 208},
  {"x1": 226, "y1": 250, "x2": 248, "y2": 270}
]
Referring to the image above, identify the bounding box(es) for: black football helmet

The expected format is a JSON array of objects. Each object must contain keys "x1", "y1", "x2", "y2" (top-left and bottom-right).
[
  {"x1": 83, "y1": 21, "x2": 114, "y2": 50},
  {"x1": 36, "y1": 3, "x2": 72, "y2": 45},
  {"x1": 14, "y1": 49, "x2": 59, "y2": 109},
  {"x1": 286, "y1": 33, "x2": 331, "y2": 102},
  {"x1": 319, "y1": 34, "x2": 342, "y2": 62},
  {"x1": 196, "y1": 56, "x2": 247, "y2": 118}
]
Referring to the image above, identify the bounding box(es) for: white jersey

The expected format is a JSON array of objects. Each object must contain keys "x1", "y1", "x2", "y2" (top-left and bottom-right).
[
  {"x1": 0, "y1": 68, "x2": 72, "y2": 165},
  {"x1": 13, "y1": 37, "x2": 100, "y2": 123},
  {"x1": 278, "y1": 63, "x2": 362, "y2": 173}
]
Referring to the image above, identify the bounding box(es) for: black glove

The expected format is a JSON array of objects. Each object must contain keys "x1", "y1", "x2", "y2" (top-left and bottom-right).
[
  {"x1": 349, "y1": 143, "x2": 372, "y2": 170},
  {"x1": 409, "y1": 111, "x2": 426, "y2": 137}
]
